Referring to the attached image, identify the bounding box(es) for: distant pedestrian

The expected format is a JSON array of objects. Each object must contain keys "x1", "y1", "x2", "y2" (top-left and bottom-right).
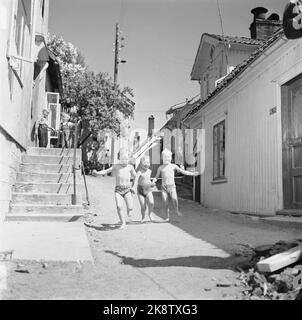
[
  {"x1": 92, "y1": 149, "x2": 137, "y2": 229},
  {"x1": 59, "y1": 112, "x2": 74, "y2": 148},
  {"x1": 133, "y1": 155, "x2": 155, "y2": 223},
  {"x1": 153, "y1": 149, "x2": 200, "y2": 221},
  {"x1": 101, "y1": 149, "x2": 110, "y2": 171},
  {"x1": 35, "y1": 109, "x2": 55, "y2": 148}
]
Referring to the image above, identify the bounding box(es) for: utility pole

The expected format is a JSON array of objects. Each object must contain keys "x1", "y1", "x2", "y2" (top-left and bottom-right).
[
  {"x1": 113, "y1": 23, "x2": 126, "y2": 89},
  {"x1": 113, "y1": 23, "x2": 119, "y2": 89},
  {"x1": 112, "y1": 23, "x2": 127, "y2": 165}
]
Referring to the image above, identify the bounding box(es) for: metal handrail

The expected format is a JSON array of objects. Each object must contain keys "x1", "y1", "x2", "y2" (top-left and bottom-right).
[
  {"x1": 71, "y1": 122, "x2": 80, "y2": 205},
  {"x1": 56, "y1": 122, "x2": 89, "y2": 206},
  {"x1": 81, "y1": 161, "x2": 90, "y2": 206},
  {"x1": 44, "y1": 122, "x2": 91, "y2": 206}
]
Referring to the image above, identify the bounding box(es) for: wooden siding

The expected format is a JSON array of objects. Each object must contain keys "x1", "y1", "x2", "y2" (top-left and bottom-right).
[
  {"x1": 200, "y1": 43, "x2": 261, "y2": 101},
  {"x1": 188, "y1": 38, "x2": 302, "y2": 215}
]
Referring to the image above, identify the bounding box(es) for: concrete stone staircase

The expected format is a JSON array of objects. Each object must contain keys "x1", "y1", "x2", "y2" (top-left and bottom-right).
[{"x1": 6, "y1": 147, "x2": 84, "y2": 222}]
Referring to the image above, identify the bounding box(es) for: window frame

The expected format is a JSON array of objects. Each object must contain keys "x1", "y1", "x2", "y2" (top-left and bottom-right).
[
  {"x1": 212, "y1": 119, "x2": 226, "y2": 182},
  {"x1": 7, "y1": 0, "x2": 34, "y2": 87}
]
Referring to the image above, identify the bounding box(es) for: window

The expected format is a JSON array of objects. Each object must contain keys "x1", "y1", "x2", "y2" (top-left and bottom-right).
[
  {"x1": 8, "y1": 0, "x2": 32, "y2": 84},
  {"x1": 41, "y1": 0, "x2": 45, "y2": 18},
  {"x1": 213, "y1": 120, "x2": 225, "y2": 180},
  {"x1": 210, "y1": 45, "x2": 215, "y2": 63},
  {"x1": 203, "y1": 73, "x2": 210, "y2": 98}
]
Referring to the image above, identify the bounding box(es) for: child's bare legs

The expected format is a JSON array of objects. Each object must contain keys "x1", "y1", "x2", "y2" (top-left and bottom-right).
[
  {"x1": 124, "y1": 192, "x2": 133, "y2": 219},
  {"x1": 115, "y1": 192, "x2": 126, "y2": 228},
  {"x1": 146, "y1": 193, "x2": 154, "y2": 221},
  {"x1": 170, "y1": 189, "x2": 182, "y2": 216},
  {"x1": 161, "y1": 191, "x2": 170, "y2": 221},
  {"x1": 137, "y1": 194, "x2": 146, "y2": 222}
]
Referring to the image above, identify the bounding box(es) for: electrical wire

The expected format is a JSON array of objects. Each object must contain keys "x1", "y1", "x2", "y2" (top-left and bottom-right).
[{"x1": 216, "y1": 0, "x2": 229, "y2": 70}]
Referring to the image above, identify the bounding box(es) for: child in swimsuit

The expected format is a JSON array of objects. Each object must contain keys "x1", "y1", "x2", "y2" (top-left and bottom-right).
[
  {"x1": 153, "y1": 149, "x2": 200, "y2": 221},
  {"x1": 59, "y1": 113, "x2": 74, "y2": 148},
  {"x1": 92, "y1": 149, "x2": 137, "y2": 229},
  {"x1": 133, "y1": 155, "x2": 155, "y2": 223}
]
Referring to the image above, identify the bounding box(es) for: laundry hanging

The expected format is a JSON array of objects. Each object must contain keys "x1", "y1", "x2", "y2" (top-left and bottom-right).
[{"x1": 283, "y1": 0, "x2": 302, "y2": 39}]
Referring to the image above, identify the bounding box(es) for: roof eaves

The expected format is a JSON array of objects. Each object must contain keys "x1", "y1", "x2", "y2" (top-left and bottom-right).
[
  {"x1": 205, "y1": 33, "x2": 266, "y2": 46},
  {"x1": 190, "y1": 33, "x2": 213, "y2": 80},
  {"x1": 162, "y1": 99, "x2": 201, "y2": 131}
]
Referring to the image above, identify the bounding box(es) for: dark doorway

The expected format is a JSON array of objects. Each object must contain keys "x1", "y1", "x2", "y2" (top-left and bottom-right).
[{"x1": 281, "y1": 74, "x2": 302, "y2": 209}]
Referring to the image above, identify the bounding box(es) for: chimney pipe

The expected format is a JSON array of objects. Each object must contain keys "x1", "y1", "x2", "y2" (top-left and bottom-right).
[
  {"x1": 249, "y1": 7, "x2": 282, "y2": 40},
  {"x1": 251, "y1": 7, "x2": 268, "y2": 20},
  {"x1": 148, "y1": 115, "x2": 154, "y2": 137},
  {"x1": 267, "y1": 13, "x2": 280, "y2": 21}
]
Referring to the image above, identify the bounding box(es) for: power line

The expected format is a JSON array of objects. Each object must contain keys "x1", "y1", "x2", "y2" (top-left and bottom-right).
[{"x1": 216, "y1": 0, "x2": 229, "y2": 70}]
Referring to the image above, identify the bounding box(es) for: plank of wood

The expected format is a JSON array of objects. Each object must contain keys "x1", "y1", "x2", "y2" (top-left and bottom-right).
[{"x1": 256, "y1": 245, "x2": 302, "y2": 273}]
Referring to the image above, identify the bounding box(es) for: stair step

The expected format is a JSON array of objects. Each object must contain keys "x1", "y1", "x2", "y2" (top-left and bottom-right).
[
  {"x1": 16, "y1": 172, "x2": 81, "y2": 183},
  {"x1": 27, "y1": 147, "x2": 81, "y2": 157},
  {"x1": 11, "y1": 193, "x2": 82, "y2": 205},
  {"x1": 5, "y1": 213, "x2": 83, "y2": 222},
  {"x1": 10, "y1": 204, "x2": 84, "y2": 214},
  {"x1": 22, "y1": 155, "x2": 81, "y2": 166},
  {"x1": 13, "y1": 183, "x2": 80, "y2": 193},
  {"x1": 19, "y1": 163, "x2": 74, "y2": 174}
]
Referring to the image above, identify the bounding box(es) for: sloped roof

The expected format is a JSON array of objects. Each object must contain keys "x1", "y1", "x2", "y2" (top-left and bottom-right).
[
  {"x1": 162, "y1": 100, "x2": 200, "y2": 130},
  {"x1": 191, "y1": 33, "x2": 265, "y2": 80},
  {"x1": 185, "y1": 28, "x2": 284, "y2": 122},
  {"x1": 205, "y1": 33, "x2": 266, "y2": 46}
]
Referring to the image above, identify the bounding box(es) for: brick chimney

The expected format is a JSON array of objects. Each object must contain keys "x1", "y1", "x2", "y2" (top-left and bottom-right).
[
  {"x1": 148, "y1": 115, "x2": 154, "y2": 137},
  {"x1": 249, "y1": 7, "x2": 282, "y2": 40}
]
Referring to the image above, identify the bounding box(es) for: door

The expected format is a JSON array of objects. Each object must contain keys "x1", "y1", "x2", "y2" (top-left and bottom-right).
[
  {"x1": 282, "y1": 75, "x2": 302, "y2": 209},
  {"x1": 46, "y1": 92, "x2": 60, "y2": 147}
]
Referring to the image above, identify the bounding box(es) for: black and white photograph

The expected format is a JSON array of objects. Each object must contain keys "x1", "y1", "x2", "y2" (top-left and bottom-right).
[{"x1": 0, "y1": 0, "x2": 302, "y2": 305}]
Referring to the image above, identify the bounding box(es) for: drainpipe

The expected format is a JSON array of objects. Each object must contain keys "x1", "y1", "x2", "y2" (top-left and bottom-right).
[{"x1": 28, "y1": 0, "x2": 38, "y2": 146}]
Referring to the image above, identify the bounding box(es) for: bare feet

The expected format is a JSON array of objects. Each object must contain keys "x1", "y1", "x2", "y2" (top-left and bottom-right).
[
  {"x1": 119, "y1": 223, "x2": 126, "y2": 229},
  {"x1": 176, "y1": 210, "x2": 182, "y2": 217}
]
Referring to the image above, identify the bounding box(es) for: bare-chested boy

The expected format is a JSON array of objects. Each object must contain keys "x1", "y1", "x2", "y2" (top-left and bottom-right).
[
  {"x1": 133, "y1": 155, "x2": 155, "y2": 223},
  {"x1": 92, "y1": 149, "x2": 136, "y2": 229},
  {"x1": 153, "y1": 149, "x2": 200, "y2": 221}
]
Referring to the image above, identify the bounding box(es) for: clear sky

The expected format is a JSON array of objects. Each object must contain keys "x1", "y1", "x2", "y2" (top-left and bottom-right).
[{"x1": 49, "y1": 0, "x2": 287, "y2": 133}]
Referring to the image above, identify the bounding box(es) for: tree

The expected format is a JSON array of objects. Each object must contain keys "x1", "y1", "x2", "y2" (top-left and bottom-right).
[{"x1": 46, "y1": 34, "x2": 134, "y2": 137}]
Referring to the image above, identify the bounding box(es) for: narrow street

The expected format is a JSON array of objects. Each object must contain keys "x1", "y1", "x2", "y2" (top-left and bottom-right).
[{"x1": 1, "y1": 175, "x2": 301, "y2": 300}]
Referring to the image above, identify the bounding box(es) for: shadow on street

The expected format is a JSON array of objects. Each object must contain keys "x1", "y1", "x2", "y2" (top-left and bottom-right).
[{"x1": 105, "y1": 250, "x2": 244, "y2": 271}]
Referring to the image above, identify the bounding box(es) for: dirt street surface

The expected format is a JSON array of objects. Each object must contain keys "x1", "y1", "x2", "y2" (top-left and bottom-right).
[{"x1": 1, "y1": 176, "x2": 301, "y2": 300}]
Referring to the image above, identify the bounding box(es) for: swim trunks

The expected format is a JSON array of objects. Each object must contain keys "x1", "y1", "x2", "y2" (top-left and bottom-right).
[
  {"x1": 137, "y1": 184, "x2": 152, "y2": 198},
  {"x1": 161, "y1": 184, "x2": 176, "y2": 198},
  {"x1": 115, "y1": 185, "x2": 131, "y2": 197}
]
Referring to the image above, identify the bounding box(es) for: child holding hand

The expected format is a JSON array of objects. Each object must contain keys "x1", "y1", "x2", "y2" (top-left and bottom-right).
[
  {"x1": 92, "y1": 149, "x2": 136, "y2": 229},
  {"x1": 153, "y1": 149, "x2": 200, "y2": 221},
  {"x1": 133, "y1": 155, "x2": 155, "y2": 223}
]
